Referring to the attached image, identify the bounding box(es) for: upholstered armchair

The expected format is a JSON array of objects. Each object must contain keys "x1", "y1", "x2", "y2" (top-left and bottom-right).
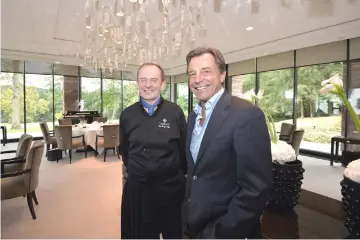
[
  {"x1": 58, "y1": 118, "x2": 72, "y2": 125},
  {"x1": 54, "y1": 125, "x2": 87, "y2": 164},
  {"x1": 1, "y1": 134, "x2": 33, "y2": 174},
  {"x1": 93, "y1": 117, "x2": 108, "y2": 123},
  {"x1": 1, "y1": 140, "x2": 45, "y2": 220},
  {"x1": 291, "y1": 129, "x2": 305, "y2": 159},
  {"x1": 39, "y1": 122, "x2": 57, "y2": 152},
  {"x1": 279, "y1": 123, "x2": 295, "y2": 144},
  {"x1": 95, "y1": 124, "x2": 120, "y2": 162}
]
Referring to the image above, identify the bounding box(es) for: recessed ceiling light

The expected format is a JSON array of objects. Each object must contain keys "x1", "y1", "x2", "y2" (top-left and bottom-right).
[{"x1": 246, "y1": 26, "x2": 254, "y2": 31}]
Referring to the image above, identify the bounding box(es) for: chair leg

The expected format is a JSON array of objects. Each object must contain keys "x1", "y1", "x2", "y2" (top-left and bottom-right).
[
  {"x1": 95, "y1": 144, "x2": 98, "y2": 156},
  {"x1": 117, "y1": 145, "x2": 120, "y2": 159},
  {"x1": 84, "y1": 146, "x2": 87, "y2": 158},
  {"x1": 69, "y1": 150, "x2": 72, "y2": 164},
  {"x1": 26, "y1": 193, "x2": 36, "y2": 219},
  {"x1": 104, "y1": 149, "x2": 107, "y2": 162},
  {"x1": 32, "y1": 191, "x2": 39, "y2": 205},
  {"x1": 46, "y1": 144, "x2": 50, "y2": 157}
]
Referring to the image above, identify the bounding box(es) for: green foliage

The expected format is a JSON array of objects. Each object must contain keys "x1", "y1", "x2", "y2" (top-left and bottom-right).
[
  {"x1": 242, "y1": 74, "x2": 256, "y2": 92},
  {"x1": 297, "y1": 63, "x2": 344, "y2": 118},
  {"x1": 241, "y1": 63, "x2": 344, "y2": 122},
  {"x1": 176, "y1": 83, "x2": 189, "y2": 118},
  {"x1": 81, "y1": 78, "x2": 101, "y2": 112},
  {"x1": 123, "y1": 81, "x2": 139, "y2": 109},
  {"x1": 176, "y1": 95, "x2": 189, "y2": 118},
  {"x1": 102, "y1": 79, "x2": 122, "y2": 120},
  {"x1": 162, "y1": 84, "x2": 170, "y2": 100},
  {"x1": 0, "y1": 74, "x2": 50, "y2": 125}
]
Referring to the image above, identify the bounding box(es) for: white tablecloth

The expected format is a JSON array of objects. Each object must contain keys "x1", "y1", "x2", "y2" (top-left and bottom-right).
[{"x1": 72, "y1": 124, "x2": 104, "y2": 154}]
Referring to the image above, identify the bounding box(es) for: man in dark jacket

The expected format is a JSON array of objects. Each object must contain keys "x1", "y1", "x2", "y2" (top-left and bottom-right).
[
  {"x1": 183, "y1": 47, "x2": 273, "y2": 239},
  {"x1": 120, "y1": 63, "x2": 187, "y2": 239}
]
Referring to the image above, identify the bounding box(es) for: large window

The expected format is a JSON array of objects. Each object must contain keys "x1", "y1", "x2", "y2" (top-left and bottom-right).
[
  {"x1": 348, "y1": 60, "x2": 360, "y2": 142},
  {"x1": 0, "y1": 60, "x2": 174, "y2": 141},
  {"x1": 123, "y1": 80, "x2": 139, "y2": 109},
  {"x1": 175, "y1": 83, "x2": 189, "y2": 118},
  {"x1": 25, "y1": 74, "x2": 53, "y2": 137},
  {"x1": 162, "y1": 83, "x2": 170, "y2": 100},
  {"x1": 81, "y1": 77, "x2": 101, "y2": 112},
  {"x1": 0, "y1": 69, "x2": 25, "y2": 140},
  {"x1": 24, "y1": 61, "x2": 53, "y2": 137},
  {"x1": 259, "y1": 69, "x2": 294, "y2": 132},
  {"x1": 232, "y1": 74, "x2": 256, "y2": 98},
  {"x1": 103, "y1": 79, "x2": 122, "y2": 122},
  {"x1": 296, "y1": 62, "x2": 345, "y2": 152},
  {"x1": 192, "y1": 93, "x2": 198, "y2": 109},
  {"x1": 53, "y1": 76, "x2": 64, "y2": 122},
  {"x1": 80, "y1": 67, "x2": 100, "y2": 112}
]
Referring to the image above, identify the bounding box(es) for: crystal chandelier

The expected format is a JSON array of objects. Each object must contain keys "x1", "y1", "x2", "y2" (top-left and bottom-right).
[{"x1": 80, "y1": 0, "x2": 211, "y2": 74}]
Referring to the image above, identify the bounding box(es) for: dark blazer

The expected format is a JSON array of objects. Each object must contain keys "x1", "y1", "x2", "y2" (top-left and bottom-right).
[{"x1": 183, "y1": 91, "x2": 272, "y2": 239}]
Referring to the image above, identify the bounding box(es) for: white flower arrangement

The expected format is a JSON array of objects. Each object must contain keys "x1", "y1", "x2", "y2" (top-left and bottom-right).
[
  {"x1": 344, "y1": 159, "x2": 360, "y2": 183},
  {"x1": 240, "y1": 89, "x2": 296, "y2": 164},
  {"x1": 271, "y1": 140, "x2": 297, "y2": 164}
]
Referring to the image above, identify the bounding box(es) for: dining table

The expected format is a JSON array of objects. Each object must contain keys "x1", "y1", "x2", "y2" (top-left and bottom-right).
[{"x1": 72, "y1": 122, "x2": 105, "y2": 154}]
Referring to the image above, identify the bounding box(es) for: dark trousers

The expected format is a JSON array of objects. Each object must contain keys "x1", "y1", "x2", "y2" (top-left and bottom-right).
[{"x1": 121, "y1": 172, "x2": 185, "y2": 239}]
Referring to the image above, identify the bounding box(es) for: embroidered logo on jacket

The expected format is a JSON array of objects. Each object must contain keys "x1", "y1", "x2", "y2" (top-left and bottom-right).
[{"x1": 158, "y1": 118, "x2": 171, "y2": 128}]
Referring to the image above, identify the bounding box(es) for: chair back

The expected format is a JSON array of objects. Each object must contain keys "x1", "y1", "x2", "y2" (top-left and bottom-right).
[
  {"x1": 93, "y1": 117, "x2": 108, "y2": 123},
  {"x1": 58, "y1": 118, "x2": 72, "y2": 125},
  {"x1": 102, "y1": 125, "x2": 120, "y2": 148},
  {"x1": 54, "y1": 125, "x2": 72, "y2": 149},
  {"x1": 39, "y1": 122, "x2": 51, "y2": 142},
  {"x1": 23, "y1": 140, "x2": 45, "y2": 192},
  {"x1": 279, "y1": 123, "x2": 295, "y2": 143},
  {"x1": 291, "y1": 129, "x2": 305, "y2": 157},
  {"x1": 16, "y1": 134, "x2": 33, "y2": 158}
]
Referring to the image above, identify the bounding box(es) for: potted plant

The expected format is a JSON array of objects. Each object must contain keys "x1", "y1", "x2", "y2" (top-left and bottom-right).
[
  {"x1": 320, "y1": 74, "x2": 360, "y2": 166},
  {"x1": 241, "y1": 90, "x2": 305, "y2": 210},
  {"x1": 321, "y1": 74, "x2": 360, "y2": 238},
  {"x1": 340, "y1": 159, "x2": 360, "y2": 238}
]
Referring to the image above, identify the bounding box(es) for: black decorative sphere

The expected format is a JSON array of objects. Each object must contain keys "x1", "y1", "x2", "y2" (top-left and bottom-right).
[
  {"x1": 340, "y1": 176, "x2": 360, "y2": 238},
  {"x1": 267, "y1": 160, "x2": 305, "y2": 211}
]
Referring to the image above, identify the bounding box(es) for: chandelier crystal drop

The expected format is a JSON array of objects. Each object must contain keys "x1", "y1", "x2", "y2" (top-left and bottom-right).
[{"x1": 80, "y1": 0, "x2": 211, "y2": 74}]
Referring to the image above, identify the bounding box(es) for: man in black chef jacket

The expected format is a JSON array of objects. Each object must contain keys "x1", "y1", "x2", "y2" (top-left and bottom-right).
[{"x1": 120, "y1": 63, "x2": 187, "y2": 239}]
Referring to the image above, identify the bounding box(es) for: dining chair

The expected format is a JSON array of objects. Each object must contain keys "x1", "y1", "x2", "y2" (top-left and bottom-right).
[
  {"x1": 1, "y1": 140, "x2": 45, "y2": 219},
  {"x1": 95, "y1": 124, "x2": 120, "y2": 162},
  {"x1": 1, "y1": 134, "x2": 33, "y2": 174},
  {"x1": 54, "y1": 125, "x2": 87, "y2": 164}
]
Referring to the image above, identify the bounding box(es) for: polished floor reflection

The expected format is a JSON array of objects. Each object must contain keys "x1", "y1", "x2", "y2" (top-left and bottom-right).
[{"x1": 261, "y1": 205, "x2": 349, "y2": 239}]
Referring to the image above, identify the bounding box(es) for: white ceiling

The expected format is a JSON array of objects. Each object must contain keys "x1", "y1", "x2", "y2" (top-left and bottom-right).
[{"x1": 2, "y1": 0, "x2": 360, "y2": 75}]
